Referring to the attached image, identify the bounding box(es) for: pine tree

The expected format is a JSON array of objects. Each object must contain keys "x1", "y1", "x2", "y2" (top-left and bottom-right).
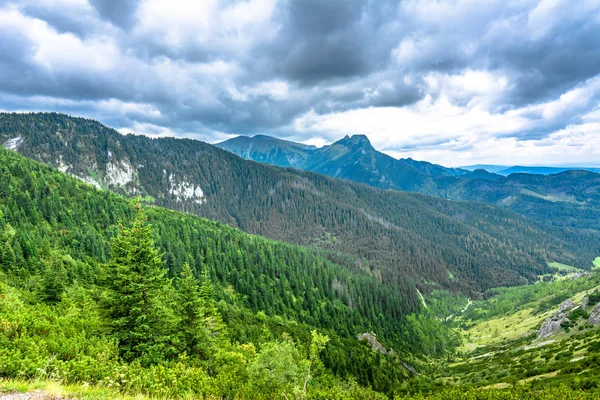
[
  {"x1": 102, "y1": 207, "x2": 175, "y2": 363},
  {"x1": 199, "y1": 266, "x2": 225, "y2": 342},
  {"x1": 1, "y1": 242, "x2": 16, "y2": 271},
  {"x1": 40, "y1": 252, "x2": 66, "y2": 304},
  {"x1": 177, "y1": 263, "x2": 208, "y2": 357}
]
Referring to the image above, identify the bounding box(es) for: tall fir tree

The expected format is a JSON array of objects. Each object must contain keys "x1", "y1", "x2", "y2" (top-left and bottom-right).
[
  {"x1": 102, "y1": 207, "x2": 175, "y2": 364},
  {"x1": 40, "y1": 252, "x2": 66, "y2": 304},
  {"x1": 177, "y1": 263, "x2": 209, "y2": 358},
  {"x1": 199, "y1": 266, "x2": 226, "y2": 342}
]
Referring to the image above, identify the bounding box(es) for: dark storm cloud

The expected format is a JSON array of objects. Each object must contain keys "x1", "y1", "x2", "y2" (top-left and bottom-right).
[
  {"x1": 271, "y1": 0, "x2": 378, "y2": 83},
  {"x1": 254, "y1": 0, "x2": 405, "y2": 85},
  {"x1": 0, "y1": 0, "x2": 599, "y2": 157},
  {"x1": 483, "y1": 12, "x2": 600, "y2": 107},
  {"x1": 89, "y1": 0, "x2": 141, "y2": 30}
]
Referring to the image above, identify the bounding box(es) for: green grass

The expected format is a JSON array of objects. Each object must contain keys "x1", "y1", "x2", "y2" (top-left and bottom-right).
[
  {"x1": 519, "y1": 189, "x2": 584, "y2": 204},
  {"x1": 547, "y1": 262, "x2": 582, "y2": 273},
  {"x1": 593, "y1": 257, "x2": 600, "y2": 270},
  {"x1": 458, "y1": 271, "x2": 600, "y2": 352},
  {"x1": 446, "y1": 271, "x2": 600, "y2": 394},
  {"x1": 459, "y1": 307, "x2": 549, "y2": 351}
]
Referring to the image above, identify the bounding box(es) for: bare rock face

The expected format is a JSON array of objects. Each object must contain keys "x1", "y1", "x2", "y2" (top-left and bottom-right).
[
  {"x1": 358, "y1": 332, "x2": 387, "y2": 354},
  {"x1": 560, "y1": 299, "x2": 575, "y2": 312},
  {"x1": 589, "y1": 303, "x2": 600, "y2": 325},
  {"x1": 538, "y1": 312, "x2": 567, "y2": 339},
  {"x1": 357, "y1": 332, "x2": 419, "y2": 376},
  {"x1": 582, "y1": 296, "x2": 590, "y2": 310}
]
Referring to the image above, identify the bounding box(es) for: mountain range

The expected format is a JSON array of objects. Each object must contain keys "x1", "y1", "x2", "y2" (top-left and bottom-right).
[
  {"x1": 462, "y1": 164, "x2": 600, "y2": 176},
  {"x1": 1, "y1": 112, "x2": 598, "y2": 299},
  {"x1": 217, "y1": 133, "x2": 600, "y2": 231}
]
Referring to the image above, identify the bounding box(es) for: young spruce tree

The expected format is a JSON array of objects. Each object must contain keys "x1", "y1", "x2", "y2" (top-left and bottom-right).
[
  {"x1": 177, "y1": 263, "x2": 209, "y2": 358},
  {"x1": 40, "y1": 251, "x2": 66, "y2": 304},
  {"x1": 102, "y1": 207, "x2": 175, "y2": 364}
]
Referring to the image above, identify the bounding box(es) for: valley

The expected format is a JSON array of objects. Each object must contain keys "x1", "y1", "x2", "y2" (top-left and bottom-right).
[{"x1": 437, "y1": 268, "x2": 600, "y2": 393}]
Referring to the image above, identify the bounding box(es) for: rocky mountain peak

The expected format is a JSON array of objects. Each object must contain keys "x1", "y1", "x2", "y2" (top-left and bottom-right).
[{"x1": 336, "y1": 134, "x2": 374, "y2": 150}]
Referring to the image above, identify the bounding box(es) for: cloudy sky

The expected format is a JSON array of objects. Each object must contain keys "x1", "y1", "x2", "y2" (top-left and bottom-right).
[{"x1": 1, "y1": 0, "x2": 600, "y2": 166}]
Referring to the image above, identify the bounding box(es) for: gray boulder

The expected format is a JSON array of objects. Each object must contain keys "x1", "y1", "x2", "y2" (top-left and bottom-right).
[
  {"x1": 538, "y1": 312, "x2": 567, "y2": 339},
  {"x1": 582, "y1": 296, "x2": 590, "y2": 310},
  {"x1": 358, "y1": 332, "x2": 387, "y2": 354},
  {"x1": 560, "y1": 299, "x2": 575, "y2": 312},
  {"x1": 589, "y1": 303, "x2": 600, "y2": 325}
]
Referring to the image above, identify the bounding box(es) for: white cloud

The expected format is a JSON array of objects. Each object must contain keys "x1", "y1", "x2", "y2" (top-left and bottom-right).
[
  {"x1": 0, "y1": 6, "x2": 118, "y2": 73},
  {"x1": 119, "y1": 121, "x2": 176, "y2": 137},
  {"x1": 228, "y1": 80, "x2": 289, "y2": 101},
  {"x1": 292, "y1": 93, "x2": 531, "y2": 152},
  {"x1": 134, "y1": 0, "x2": 278, "y2": 56},
  {"x1": 97, "y1": 99, "x2": 162, "y2": 119},
  {"x1": 386, "y1": 122, "x2": 600, "y2": 167},
  {"x1": 527, "y1": 0, "x2": 600, "y2": 39},
  {"x1": 291, "y1": 73, "x2": 600, "y2": 166},
  {"x1": 1, "y1": 0, "x2": 599, "y2": 167}
]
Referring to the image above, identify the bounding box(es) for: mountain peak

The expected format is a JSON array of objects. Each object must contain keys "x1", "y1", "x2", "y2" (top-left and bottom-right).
[
  {"x1": 350, "y1": 134, "x2": 371, "y2": 143},
  {"x1": 252, "y1": 134, "x2": 274, "y2": 141},
  {"x1": 337, "y1": 134, "x2": 373, "y2": 148}
]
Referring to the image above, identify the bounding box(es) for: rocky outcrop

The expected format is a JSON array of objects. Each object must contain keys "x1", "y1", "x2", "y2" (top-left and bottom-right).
[
  {"x1": 357, "y1": 332, "x2": 418, "y2": 376},
  {"x1": 538, "y1": 312, "x2": 567, "y2": 339},
  {"x1": 358, "y1": 332, "x2": 387, "y2": 354},
  {"x1": 402, "y1": 361, "x2": 418, "y2": 376},
  {"x1": 560, "y1": 299, "x2": 575, "y2": 312},
  {"x1": 582, "y1": 296, "x2": 590, "y2": 310},
  {"x1": 589, "y1": 303, "x2": 600, "y2": 325}
]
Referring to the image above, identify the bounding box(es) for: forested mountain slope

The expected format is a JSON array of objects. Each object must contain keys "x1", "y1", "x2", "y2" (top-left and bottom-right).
[
  {"x1": 218, "y1": 133, "x2": 600, "y2": 231},
  {"x1": 1, "y1": 113, "x2": 598, "y2": 297},
  {"x1": 0, "y1": 147, "x2": 452, "y2": 393}
]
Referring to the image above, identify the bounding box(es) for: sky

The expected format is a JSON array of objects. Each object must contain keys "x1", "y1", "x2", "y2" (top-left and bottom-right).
[{"x1": 1, "y1": 0, "x2": 600, "y2": 167}]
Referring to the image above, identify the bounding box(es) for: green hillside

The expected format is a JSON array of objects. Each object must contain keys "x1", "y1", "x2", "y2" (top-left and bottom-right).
[
  {"x1": 1, "y1": 147, "x2": 471, "y2": 396},
  {"x1": 433, "y1": 270, "x2": 600, "y2": 393}
]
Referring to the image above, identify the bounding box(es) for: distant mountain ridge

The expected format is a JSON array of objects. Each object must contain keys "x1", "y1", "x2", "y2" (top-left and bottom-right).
[
  {"x1": 217, "y1": 134, "x2": 600, "y2": 231},
  {"x1": 218, "y1": 134, "x2": 474, "y2": 190},
  {"x1": 219, "y1": 134, "x2": 316, "y2": 168},
  {"x1": 462, "y1": 164, "x2": 600, "y2": 176}
]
